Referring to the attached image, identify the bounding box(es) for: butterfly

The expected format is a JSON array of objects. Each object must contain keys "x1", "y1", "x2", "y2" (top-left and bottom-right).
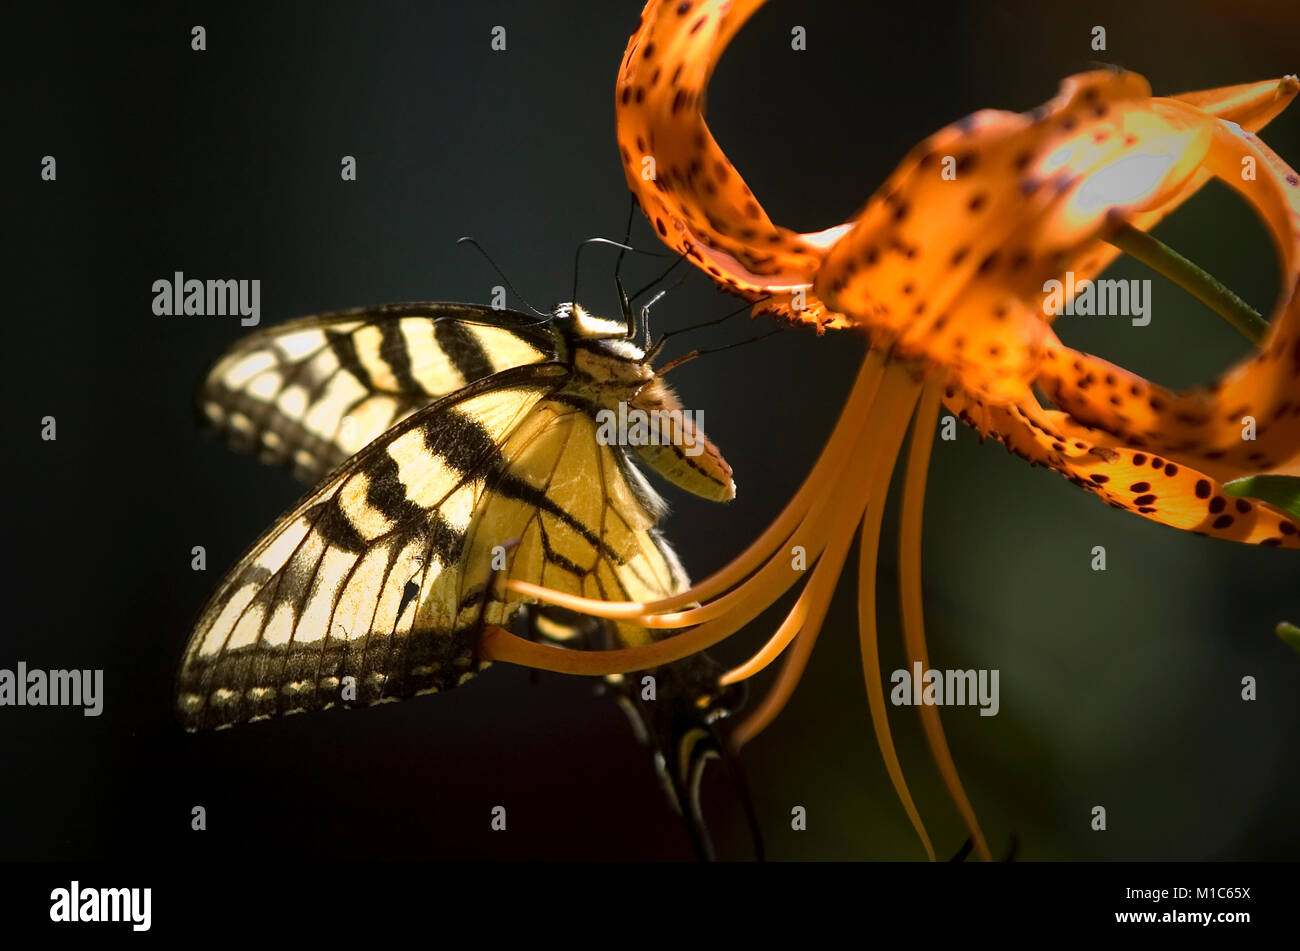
[{"x1": 174, "y1": 290, "x2": 754, "y2": 853}]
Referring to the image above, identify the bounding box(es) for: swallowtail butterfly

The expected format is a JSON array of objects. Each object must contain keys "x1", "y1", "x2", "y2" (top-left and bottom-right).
[{"x1": 174, "y1": 297, "x2": 746, "y2": 851}]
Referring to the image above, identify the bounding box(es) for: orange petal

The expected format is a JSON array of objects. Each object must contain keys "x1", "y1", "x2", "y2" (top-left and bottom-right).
[
  {"x1": 943, "y1": 385, "x2": 1300, "y2": 547},
  {"x1": 1037, "y1": 120, "x2": 1300, "y2": 475},
  {"x1": 816, "y1": 71, "x2": 1225, "y2": 403},
  {"x1": 615, "y1": 0, "x2": 851, "y2": 324},
  {"x1": 1068, "y1": 76, "x2": 1300, "y2": 286},
  {"x1": 1169, "y1": 75, "x2": 1299, "y2": 128}
]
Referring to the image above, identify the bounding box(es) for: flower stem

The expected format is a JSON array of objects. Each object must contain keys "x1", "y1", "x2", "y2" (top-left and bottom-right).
[
  {"x1": 1107, "y1": 221, "x2": 1271, "y2": 344},
  {"x1": 1278, "y1": 621, "x2": 1300, "y2": 654}
]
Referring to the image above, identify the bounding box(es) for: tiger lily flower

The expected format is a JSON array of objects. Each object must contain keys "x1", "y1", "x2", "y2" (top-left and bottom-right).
[{"x1": 480, "y1": 0, "x2": 1300, "y2": 860}]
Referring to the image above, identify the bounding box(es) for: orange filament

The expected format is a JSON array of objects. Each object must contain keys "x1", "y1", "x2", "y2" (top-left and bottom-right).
[
  {"x1": 721, "y1": 366, "x2": 922, "y2": 686},
  {"x1": 899, "y1": 382, "x2": 992, "y2": 861},
  {"x1": 728, "y1": 367, "x2": 921, "y2": 747},
  {"x1": 855, "y1": 396, "x2": 937, "y2": 862}
]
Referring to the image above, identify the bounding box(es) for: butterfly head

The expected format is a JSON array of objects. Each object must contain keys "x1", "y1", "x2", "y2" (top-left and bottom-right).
[{"x1": 551, "y1": 300, "x2": 616, "y2": 332}]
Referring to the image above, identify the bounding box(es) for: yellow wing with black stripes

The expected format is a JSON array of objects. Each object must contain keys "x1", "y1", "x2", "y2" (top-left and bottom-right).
[
  {"x1": 176, "y1": 363, "x2": 688, "y2": 730},
  {"x1": 198, "y1": 303, "x2": 556, "y2": 482}
]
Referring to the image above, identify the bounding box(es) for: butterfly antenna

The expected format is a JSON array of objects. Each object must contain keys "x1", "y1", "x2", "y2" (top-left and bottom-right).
[
  {"x1": 571, "y1": 237, "x2": 665, "y2": 307},
  {"x1": 456, "y1": 236, "x2": 550, "y2": 319}
]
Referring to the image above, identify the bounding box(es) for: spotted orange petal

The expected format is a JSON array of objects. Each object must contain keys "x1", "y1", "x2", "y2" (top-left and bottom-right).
[
  {"x1": 816, "y1": 72, "x2": 1241, "y2": 403},
  {"x1": 615, "y1": 0, "x2": 851, "y2": 327},
  {"x1": 1043, "y1": 77, "x2": 1299, "y2": 292},
  {"x1": 1037, "y1": 119, "x2": 1300, "y2": 476},
  {"x1": 943, "y1": 384, "x2": 1299, "y2": 547}
]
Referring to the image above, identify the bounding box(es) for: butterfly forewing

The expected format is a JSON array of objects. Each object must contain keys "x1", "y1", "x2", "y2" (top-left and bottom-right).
[{"x1": 199, "y1": 303, "x2": 556, "y2": 483}]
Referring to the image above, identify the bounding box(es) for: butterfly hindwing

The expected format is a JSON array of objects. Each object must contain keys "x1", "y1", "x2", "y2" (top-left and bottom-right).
[
  {"x1": 199, "y1": 303, "x2": 556, "y2": 482},
  {"x1": 474, "y1": 391, "x2": 688, "y2": 649}
]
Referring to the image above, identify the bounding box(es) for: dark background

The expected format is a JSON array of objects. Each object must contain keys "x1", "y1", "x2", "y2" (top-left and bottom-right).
[{"x1": 6, "y1": 0, "x2": 1300, "y2": 861}]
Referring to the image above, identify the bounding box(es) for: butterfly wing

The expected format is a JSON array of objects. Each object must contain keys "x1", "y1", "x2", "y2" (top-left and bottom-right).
[
  {"x1": 178, "y1": 363, "x2": 566, "y2": 729},
  {"x1": 177, "y1": 363, "x2": 696, "y2": 730},
  {"x1": 479, "y1": 390, "x2": 687, "y2": 646},
  {"x1": 198, "y1": 303, "x2": 556, "y2": 482}
]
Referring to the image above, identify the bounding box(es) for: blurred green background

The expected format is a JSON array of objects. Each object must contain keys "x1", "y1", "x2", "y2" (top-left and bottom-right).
[{"x1": 6, "y1": 0, "x2": 1298, "y2": 859}]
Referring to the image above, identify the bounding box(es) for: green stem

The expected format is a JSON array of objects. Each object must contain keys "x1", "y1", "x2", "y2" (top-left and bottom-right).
[
  {"x1": 1278, "y1": 621, "x2": 1300, "y2": 655},
  {"x1": 1106, "y1": 221, "x2": 1271, "y2": 345}
]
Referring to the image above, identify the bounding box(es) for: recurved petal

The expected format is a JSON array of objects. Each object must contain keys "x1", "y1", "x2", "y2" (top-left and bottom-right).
[
  {"x1": 615, "y1": 0, "x2": 852, "y2": 322},
  {"x1": 1066, "y1": 76, "x2": 1300, "y2": 286},
  {"x1": 1169, "y1": 75, "x2": 1299, "y2": 128},
  {"x1": 817, "y1": 71, "x2": 1225, "y2": 403},
  {"x1": 1038, "y1": 120, "x2": 1300, "y2": 475},
  {"x1": 943, "y1": 385, "x2": 1300, "y2": 547}
]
